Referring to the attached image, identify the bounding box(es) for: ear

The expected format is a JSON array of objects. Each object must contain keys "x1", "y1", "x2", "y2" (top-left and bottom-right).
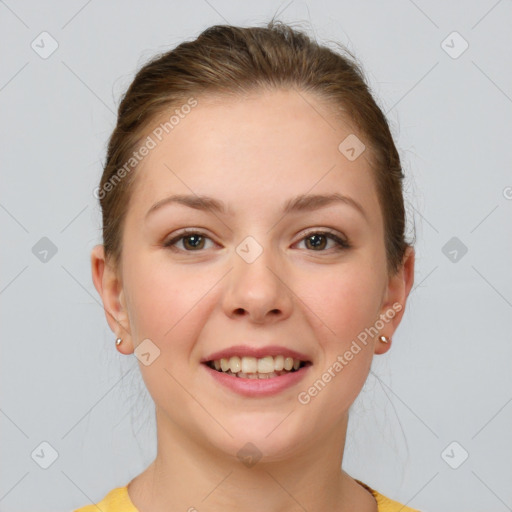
[
  {"x1": 374, "y1": 246, "x2": 415, "y2": 355},
  {"x1": 90, "y1": 244, "x2": 133, "y2": 354}
]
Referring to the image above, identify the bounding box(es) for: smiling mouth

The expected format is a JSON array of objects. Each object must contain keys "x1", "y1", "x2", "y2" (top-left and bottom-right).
[{"x1": 204, "y1": 355, "x2": 312, "y2": 379}]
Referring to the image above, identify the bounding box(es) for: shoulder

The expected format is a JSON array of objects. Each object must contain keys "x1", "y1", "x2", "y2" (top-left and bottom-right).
[
  {"x1": 73, "y1": 486, "x2": 138, "y2": 512},
  {"x1": 355, "y1": 479, "x2": 422, "y2": 512}
]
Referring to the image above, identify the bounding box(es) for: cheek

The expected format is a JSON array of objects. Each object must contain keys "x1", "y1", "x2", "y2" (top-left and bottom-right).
[
  {"x1": 301, "y1": 262, "x2": 383, "y2": 344},
  {"x1": 122, "y1": 252, "x2": 199, "y2": 341},
  {"x1": 298, "y1": 269, "x2": 380, "y2": 416},
  {"x1": 123, "y1": 254, "x2": 210, "y2": 399}
]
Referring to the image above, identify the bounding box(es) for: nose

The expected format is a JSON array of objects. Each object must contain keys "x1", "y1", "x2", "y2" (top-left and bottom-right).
[{"x1": 222, "y1": 245, "x2": 293, "y2": 324}]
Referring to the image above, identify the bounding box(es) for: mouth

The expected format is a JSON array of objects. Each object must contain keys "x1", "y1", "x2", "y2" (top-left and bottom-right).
[{"x1": 203, "y1": 355, "x2": 313, "y2": 379}]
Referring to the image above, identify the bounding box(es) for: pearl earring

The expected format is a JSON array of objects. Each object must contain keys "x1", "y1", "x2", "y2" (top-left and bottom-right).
[
  {"x1": 379, "y1": 335, "x2": 390, "y2": 343},
  {"x1": 115, "y1": 337, "x2": 122, "y2": 346}
]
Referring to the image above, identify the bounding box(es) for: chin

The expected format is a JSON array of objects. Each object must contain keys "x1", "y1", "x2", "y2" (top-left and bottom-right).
[{"x1": 202, "y1": 413, "x2": 312, "y2": 464}]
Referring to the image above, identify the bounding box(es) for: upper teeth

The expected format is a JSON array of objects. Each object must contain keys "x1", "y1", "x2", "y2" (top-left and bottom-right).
[{"x1": 212, "y1": 355, "x2": 302, "y2": 374}]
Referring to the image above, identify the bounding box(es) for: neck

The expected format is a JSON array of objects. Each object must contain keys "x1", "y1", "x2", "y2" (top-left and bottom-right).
[{"x1": 127, "y1": 408, "x2": 377, "y2": 512}]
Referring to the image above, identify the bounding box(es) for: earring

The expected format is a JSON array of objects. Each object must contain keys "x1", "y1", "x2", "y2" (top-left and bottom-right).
[
  {"x1": 115, "y1": 337, "x2": 122, "y2": 346},
  {"x1": 379, "y1": 335, "x2": 390, "y2": 343}
]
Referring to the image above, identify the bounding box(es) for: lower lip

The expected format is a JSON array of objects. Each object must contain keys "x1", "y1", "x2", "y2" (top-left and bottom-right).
[{"x1": 202, "y1": 363, "x2": 312, "y2": 398}]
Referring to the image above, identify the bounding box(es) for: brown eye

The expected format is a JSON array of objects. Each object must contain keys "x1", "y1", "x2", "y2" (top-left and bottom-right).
[
  {"x1": 182, "y1": 234, "x2": 205, "y2": 250},
  {"x1": 164, "y1": 231, "x2": 214, "y2": 251},
  {"x1": 298, "y1": 231, "x2": 350, "y2": 251},
  {"x1": 305, "y1": 233, "x2": 328, "y2": 250}
]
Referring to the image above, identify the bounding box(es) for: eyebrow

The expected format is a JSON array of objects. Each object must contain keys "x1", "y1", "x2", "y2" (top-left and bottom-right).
[{"x1": 145, "y1": 192, "x2": 368, "y2": 221}]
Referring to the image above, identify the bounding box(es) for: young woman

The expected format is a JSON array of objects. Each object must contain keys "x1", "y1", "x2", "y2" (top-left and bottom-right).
[{"x1": 78, "y1": 19, "x2": 418, "y2": 512}]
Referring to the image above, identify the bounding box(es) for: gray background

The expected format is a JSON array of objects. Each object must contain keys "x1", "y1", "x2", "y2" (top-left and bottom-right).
[{"x1": 1, "y1": 1, "x2": 511, "y2": 511}]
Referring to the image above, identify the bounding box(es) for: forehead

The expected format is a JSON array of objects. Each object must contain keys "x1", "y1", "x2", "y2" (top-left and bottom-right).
[{"x1": 127, "y1": 88, "x2": 380, "y2": 226}]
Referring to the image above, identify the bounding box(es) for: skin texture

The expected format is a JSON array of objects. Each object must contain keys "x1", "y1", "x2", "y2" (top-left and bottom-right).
[{"x1": 91, "y1": 88, "x2": 415, "y2": 512}]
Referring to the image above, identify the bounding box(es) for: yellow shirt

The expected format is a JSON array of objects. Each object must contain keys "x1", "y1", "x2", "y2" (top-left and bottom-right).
[{"x1": 73, "y1": 479, "x2": 421, "y2": 512}]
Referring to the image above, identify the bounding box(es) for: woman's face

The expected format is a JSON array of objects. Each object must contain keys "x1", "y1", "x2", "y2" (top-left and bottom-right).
[{"x1": 92, "y1": 88, "x2": 414, "y2": 461}]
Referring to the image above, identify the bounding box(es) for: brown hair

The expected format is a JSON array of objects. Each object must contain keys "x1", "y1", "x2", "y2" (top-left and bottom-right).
[{"x1": 98, "y1": 19, "x2": 414, "y2": 276}]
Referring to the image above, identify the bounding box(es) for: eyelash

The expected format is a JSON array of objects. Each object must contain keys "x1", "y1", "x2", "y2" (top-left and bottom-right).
[{"x1": 163, "y1": 228, "x2": 351, "y2": 253}]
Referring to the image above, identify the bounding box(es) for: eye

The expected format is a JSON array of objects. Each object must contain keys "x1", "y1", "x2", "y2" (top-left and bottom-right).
[
  {"x1": 296, "y1": 230, "x2": 351, "y2": 252},
  {"x1": 163, "y1": 230, "x2": 215, "y2": 252},
  {"x1": 163, "y1": 229, "x2": 351, "y2": 253}
]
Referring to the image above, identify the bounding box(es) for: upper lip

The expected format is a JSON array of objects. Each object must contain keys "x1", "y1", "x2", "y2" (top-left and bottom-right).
[{"x1": 201, "y1": 344, "x2": 312, "y2": 363}]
